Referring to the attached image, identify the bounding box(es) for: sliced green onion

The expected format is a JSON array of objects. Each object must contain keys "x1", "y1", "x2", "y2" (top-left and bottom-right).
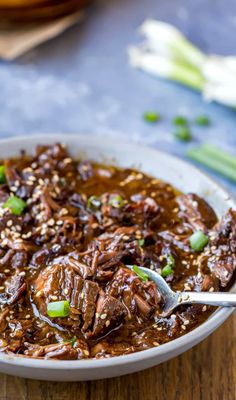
[
  {"x1": 132, "y1": 265, "x2": 149, "y2": 282},
  {"x1": 109, "y1": 195, "x2": 124, "y2": 208},
  {"x1": 161, "y1": 254, "x2": 175, "y2": 277},
  {"x1": 173, "y1": 116, "x2": 188, "y2": 127},
  {"x1": 187, "y1": 147, "x2": 236, "y2": 182},
  {"x1": 3, "y1": 195, "x2": 26, "y2": 216},
  {"x1": 189, "y1": 231, "x2": 208, "y2": 251},
  {"x1": 0, "y1": 166, "x2": 6, "y2": 184},
  {"x1": 194, "y1": 115, "x2": 210, "y2": 126},
  {"x1": 70, "y1": 336, "x2": 77, "y2": 347},
  {"x1": 166, "y1": 254, "x2": 175, "y2": 267},
  {"x1": 87, "y1": 195, "x2": 101, "y2": 210},
  {"x1": 200, "y1": 143, "x2": 236, "y2": 169},
  {"x1": 47, "y1": 300, "x2": 70, "y2": 318},
  {"x1": 161, "y1": 265, "x2": 173, "y2": 277},
  {"x1": 174, "y1": 126, "x2": 192, "y2": 142},
  {"x1": 138, "y1": 238, "x2": 145, "y2": 247},
  {"x1": 143, "y1": 111, "x2": 160, "y2": 123}
]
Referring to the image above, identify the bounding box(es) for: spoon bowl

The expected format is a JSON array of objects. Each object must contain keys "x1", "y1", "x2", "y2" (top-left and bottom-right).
[{"x1": 127, "y1": 265, "x2": 236, "y2": 317}]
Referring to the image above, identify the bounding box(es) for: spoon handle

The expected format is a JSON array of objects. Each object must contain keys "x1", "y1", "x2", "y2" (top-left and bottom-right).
[{"x1": 178, "y1": 291, "x2": 236, "y2": 307}]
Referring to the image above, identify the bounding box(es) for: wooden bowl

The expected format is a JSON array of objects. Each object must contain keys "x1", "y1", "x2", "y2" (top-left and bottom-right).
[{"x1": 0, "y1": 0, "x2": 92, "y2": 21}]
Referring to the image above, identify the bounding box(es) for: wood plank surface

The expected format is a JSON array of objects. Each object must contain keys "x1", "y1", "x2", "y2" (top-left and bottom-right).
[{"x1": 0, "y1": 313, "x2": 235, "y2": 400}]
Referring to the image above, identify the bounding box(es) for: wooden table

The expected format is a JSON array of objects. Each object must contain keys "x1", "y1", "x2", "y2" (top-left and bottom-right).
[{"x1": 0, "y1": 314, "x2": 235, "y2": 400}]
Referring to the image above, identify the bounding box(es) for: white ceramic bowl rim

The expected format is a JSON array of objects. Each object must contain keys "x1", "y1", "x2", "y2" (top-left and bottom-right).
[{"x1": 0, "y1": 134, "x2": 235, "y2": 371}]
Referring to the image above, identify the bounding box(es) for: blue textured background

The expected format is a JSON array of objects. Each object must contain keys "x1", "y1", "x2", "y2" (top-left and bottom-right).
[{"x1": 0, "y1": 0, "x2": 236, "y2": 194}]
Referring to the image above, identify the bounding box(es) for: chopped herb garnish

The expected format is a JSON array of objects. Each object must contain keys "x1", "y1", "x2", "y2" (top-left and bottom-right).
[
  {"x1": 187, "y1": 146, "x2": 236, "y2": 182},
  {"x1": 143, "y1": 111, "x2": 160, "y2": 123},
  {"x1": 161, "y1": 265, "x2": 173, "y2": 277},
  {"x1": 47, "y1": 300, "x2": 70, "y2": 318},
  {"x1": 3, "y1": 195, "x2": 26, "y2": 216},
  {"x1": 70, "y1": 337, "x2": 77, "y2": 347},
  {"x1": 132, "y1": 265, "x2": 149, "y2": 282},
  {"x1": 195, "y1": 115, "x2": 210, "y2": 126},
  {"x1": 189, "y1": 231, "x2": 208, "y2": 251},
  {"x1": 174, "y1": 126, "x2": 192, "y2": 142},
  {"x1": 109, "y1": 195, "x2": 124, "y2": 208},
  {"x1": 173, "y1": 115, "x2": 188, "y2": 127},
  {"x1": 0, "y1": 166, "x2": 6, "y2": 184},
  {"x1": 87, "y1": 195, "x2": 101, "y2": 210},
  {"x1": 161, "y1": 254, "x2": 175, "y2": 277},
  {"x1": 166, "y1": 254, "x2": 175, "y2": 267},
  {"x1": 138, "y1": 238, "x2": 145, "y2": 247}
]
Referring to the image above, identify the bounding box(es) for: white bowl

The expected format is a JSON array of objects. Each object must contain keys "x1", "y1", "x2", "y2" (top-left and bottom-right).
[{"x1": 0, "y1": 134, "x2": 235, "y2": 381}]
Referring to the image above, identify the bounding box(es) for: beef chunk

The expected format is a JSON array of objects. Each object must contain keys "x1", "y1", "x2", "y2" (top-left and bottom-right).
[
  {"x1": 106, "y1": 266, "x2": 161, "y2": 319},
  {"x1": 89, "y1": 292, "x2": 127, "y2": 338},
  {"x1": 24, "y1": 338, "x2": 89, "y2": 360},
  {"x1": 177, "y1": 193, "x2": 217, "y2": 231},
  {"x1": 206, "y1": 209, "x2": 236, "y2": 287},
  {"x1": 33, "y1": 263, "x2": 126, "y2": 338},
  {"x1": 0, "y1": 274, "x2": 26, "y2": 305},
  {"x1": 33, "y1": 264, "x2": 99, "y2": 332}
]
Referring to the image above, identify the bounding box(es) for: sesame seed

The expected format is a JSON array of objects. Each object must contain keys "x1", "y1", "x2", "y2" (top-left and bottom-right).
[
  {"x1": 95, "y1": 313, "x2": 100, "y2": 318},
  {"x1": 64, "y1": 289, "x2": 69, "y2": 295},
  {"x1": 184, "y1": 320, "x2": 190, "y2": 325},
  {"x1": 4, "y1": 269, "x2": 10, "y2": 274},
  {"x1": 0, "y1": 286, "x2": 5, "y2": 290},
  {"x1": 123, "y1": 235, "x2": 130, "y2": 241},
  {"x1": 51, "y1": 295, "x2": 58, "y2": 301},
  {"x1": 6, "y1": 220, "x2": 13, "y2": 227},
  {"x1": 105, "y1": 320, "x2": 110, "y2": 327},
  {"x1": 153, "y1": 342, "x2": 160, "y2": 346},
  {"x1": 202, "y1": 306, "x2": 207, "y2": 312},
  {"x1": 60, "y1": 208, "x2": 68, "y2": 216},
  {"x1": 19, "y1": 271, "x2": 26, "y2": 276},
  {"x1": 209, "y1": 287, "x2": 214, "y2": 292},
  {"x1": 100, "y1": 313, "x2": 107, "y2": 320},
  {"x1": 56, "y1": 220, "x2": 64, "y2": 226},
  {"x1": 181, "y1": 324, "x2": 186, "y2": 330},
  {"x1": 10, "y1": 186, "x2": 17, "y2": 192},
  {"x1": 81, "y1": 292, "x2": 84, "y2": 299},
  {"x1": 63, "y1": 158, "x2": 72, "y2": 164},
  {"x1": 48, "y1": 218, "x2": 55, "y2": 227},
  {"x1": 25, "y1": 314, "x2": 31, "y2": 319},
  {"x1": 36, "y1": 291, "x2": 42, "y2": 298},
  {"x1": 83, "y1": 350, "x2": 90, "y2": 356},
  {"x1": 92, "y1": 223, "x2": 98, "y2": 229}
]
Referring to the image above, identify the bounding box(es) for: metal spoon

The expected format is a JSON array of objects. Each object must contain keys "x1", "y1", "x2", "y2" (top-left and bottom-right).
[{"x1": 127, "y1": 265, "x2": 236, "y2": 317}]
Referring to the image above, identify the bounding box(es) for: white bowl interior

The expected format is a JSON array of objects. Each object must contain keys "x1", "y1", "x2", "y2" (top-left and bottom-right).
[{"x1": 0, "y1": 134, "x2": 235, "y2": 381}]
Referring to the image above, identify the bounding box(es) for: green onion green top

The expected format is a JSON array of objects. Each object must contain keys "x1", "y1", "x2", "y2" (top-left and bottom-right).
[
  {"x1": 195, "y1": 115, "x2": 210, "y2": 126},
  {"x1": 174, "y1": 126, "x2": 192, "y2": 142},
  {"x1": 172, "y1": 115, "x2": 188, "y2": 127},
  {"x1": 189, "y1": 231, "x2": 208, "y2": 251},
  {"x1": 3, "y1": 195, "x2": 26, "y2": 216},
  {"x1": 143, "y1": 111, "x2": 160, "y2": 123},
  {"x1": 47, "y1": 300, "x2": 70, "y2": 318},
  {"x1": 132, "y1": 265, "x2": 149, "y2": 282},
  {"x1": 109, "y1": 195, "x2": 124, "y2": 208},
  {"x1": 138, "y1": 238, "x2": 145, "y2": 247},
  {"x1": 70, "y1": 337, "x2": 77, "y2": 347},
  {"x1": 0, "y1": 166, "x2": 6, "y2": 184},
  {"x1": 87, "y1": 195, "x2": 101, "y2": 210},
  {"x1": 161, "y1": 254, "x2": 175, "y2": 277},
  {"x1": 161, "y1": 265, "x2": 173, "y2": 277},
  {"x1": 166, "y1": 254, "x2": 175, "y2": 267}
]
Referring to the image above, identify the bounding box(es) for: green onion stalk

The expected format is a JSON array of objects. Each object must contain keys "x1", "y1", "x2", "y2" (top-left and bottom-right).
[{"x1": 128, "y1": 19, "x2": 236, "y2": 108}]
